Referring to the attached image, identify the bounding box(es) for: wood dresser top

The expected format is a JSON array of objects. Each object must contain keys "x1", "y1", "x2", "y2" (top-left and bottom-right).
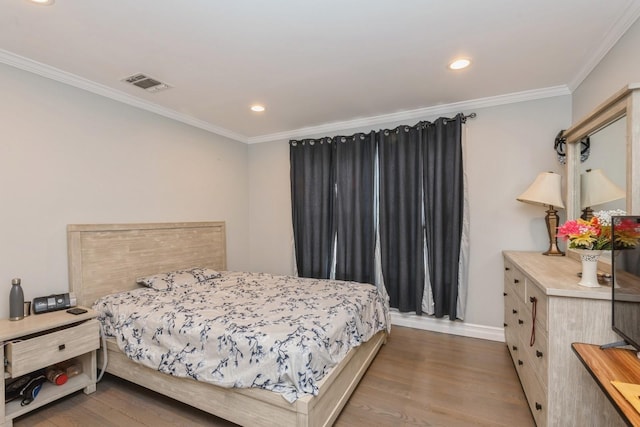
[{"x1": 503, "y1": 251, "x2": 613, "y2": 300}]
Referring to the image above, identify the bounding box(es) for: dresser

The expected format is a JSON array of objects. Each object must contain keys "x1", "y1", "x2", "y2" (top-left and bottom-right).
[{"x1": 503, "y1": 251, "x2": 625, "y2": 427}]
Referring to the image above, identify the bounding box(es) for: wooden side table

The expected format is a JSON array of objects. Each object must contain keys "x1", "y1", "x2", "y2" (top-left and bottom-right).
[
  {"x1": 0, "y1": 308, "x2": 99, "y2": 427},
  {"x1": 572, "y1": 342, "x2": 640, "y2": 426}
]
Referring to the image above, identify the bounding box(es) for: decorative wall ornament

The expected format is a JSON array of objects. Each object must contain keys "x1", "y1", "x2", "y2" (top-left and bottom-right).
[{"x1": 554, "y1": 130, "x2": 590, "y2": 164}]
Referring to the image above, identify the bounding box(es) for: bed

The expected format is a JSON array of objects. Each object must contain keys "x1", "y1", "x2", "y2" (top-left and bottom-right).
[{"x1": 67, "y1": 221, "x2": 389, "y2": 427}]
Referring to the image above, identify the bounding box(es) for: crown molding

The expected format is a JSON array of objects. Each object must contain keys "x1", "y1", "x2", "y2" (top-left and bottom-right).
[
  {"x1": 0, "y1": 48, "x2": 571, "y2": 146},
  {"x1": 568, "y1": 1, "x2": 640, "y2": 92},
  {"x1": 0, "y1": 49, "x2": 248, "y2": 143},
  {"x1": 247, "y1": 85, "x2": 571, "y2": 144}
]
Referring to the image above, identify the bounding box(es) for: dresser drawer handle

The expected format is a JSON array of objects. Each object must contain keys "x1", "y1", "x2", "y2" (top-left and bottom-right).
[
  {"x1": 529, "y1": 296, "x2": 538, "y2": 347},
  {"x1": 518, "y1": 319, "x2": 524, "y2": 325},
  {"x1": 514, "y1": 279, "x2": 520, "y2": 284},
  {"x1": 505, "y1": 267, "x2": 511, "y2": 271},
  {"x1": 535, "y1": 402, "x2": 542, "y2": 411},
  {"x1": 536, "y1": 350, "x2": 543, "y2": 358},
  {"x1": 503, "y1": 292, "x2": 507, "y2": 296},
  {"x1": 518, "y1": 359, "x2": 523, "y2": 366},
  {"x1": 512, "y1": 309, "x2": 518, "y2": 314},
  {"x1": 58, "y1": 344, "x2": 66, "y2": 351},
  {"x1": 512, "y1": 345, "x2": 518, "y2": 351}
]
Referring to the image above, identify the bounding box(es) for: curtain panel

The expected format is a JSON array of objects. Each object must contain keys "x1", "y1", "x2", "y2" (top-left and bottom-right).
[
  {"x1": 290, "y1": 138, "x2": 335, "y2": 279},
  {"x1": 334, "y1": 132, "x2": 377, "y2": 284},
  {"x1": 378, "y1": 125, "x2": 426, "y2": 314},
  {"x1": 422, "y1": 116, "x2": 464, "y2": 319}
]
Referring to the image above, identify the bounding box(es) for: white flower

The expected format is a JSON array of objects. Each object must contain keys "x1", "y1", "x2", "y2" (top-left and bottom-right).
[{"x1": 593, "y1": 209, "x2": 626, "y2": 226}]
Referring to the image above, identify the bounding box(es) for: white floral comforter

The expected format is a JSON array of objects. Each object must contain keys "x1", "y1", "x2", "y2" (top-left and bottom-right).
[{"x1": 93, "y1": 271, "x2": 390, "y2": 402}]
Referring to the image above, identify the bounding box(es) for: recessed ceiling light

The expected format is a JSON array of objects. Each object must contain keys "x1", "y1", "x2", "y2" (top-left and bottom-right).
[
  {"x1": 449, "y1": 58, "x2": 471, "y2": 70},
  {"x1": 251, "y1": 105, "x2": 265, "y2": 112},
  {"x1": 28, "y1": 0, "x2": 55, "y2": 5}
]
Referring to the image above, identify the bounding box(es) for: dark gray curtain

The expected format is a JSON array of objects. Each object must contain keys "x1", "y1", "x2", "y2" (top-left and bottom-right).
[
  {"x1": 290, "y1": 138, "x2": 334, "y2": 279},
  {"x1": 422, "y1": 115, "x2": 464, "y2": 318},
  {"x1": 290, "y1": 115, "x2": 465, "y2": 319},
  {"x1": 378, "y1": 125, "x2": 425, "y2": 313},
  {"x1": 334, "y1": 132, "x2": 376, "y2": 283}
]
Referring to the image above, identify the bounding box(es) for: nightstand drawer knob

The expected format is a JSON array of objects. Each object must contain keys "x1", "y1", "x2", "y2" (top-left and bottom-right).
[
  {"x1": 535, "y1": 402, "x2": 542, "y2": 411},
  {"x1": 518, "y1": 359, "x2": 523, "y2": 366},
  {"x1": 518, "y1": 319, "x2": 524, "y2": 325},
  {"x1": 58, "y1": 344, "x2": 66, "y2": 351},
  {"x1": 514, "y1": 279, "x2": 520, "y2": 284},
  {"x1": 536, "y1": 350, "x2": 543, "y2": 358}
]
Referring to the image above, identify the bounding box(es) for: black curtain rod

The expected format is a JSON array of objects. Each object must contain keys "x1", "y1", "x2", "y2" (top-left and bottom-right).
[
  {"x1": 291, "y1": 112, "x2": 477, "y2": 144},
  {"x1": 441, "y1": 112, "x2": 476, "y2": 124}
]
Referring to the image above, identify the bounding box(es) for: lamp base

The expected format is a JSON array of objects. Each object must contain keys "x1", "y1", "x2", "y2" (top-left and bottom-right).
[
  {"x1": 543, "y1": 246, "x2": 565, "y2": 256},
  {"x1": 543, "y1": 206, "x2": 565, "y2": 256},
  {"x1": 581, "y1": 207, "x2": 593, "y2": 221}
]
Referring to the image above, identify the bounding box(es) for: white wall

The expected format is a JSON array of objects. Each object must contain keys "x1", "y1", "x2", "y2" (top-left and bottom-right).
[
  {"x1": 248, "y1": 95, "x2": 572, "y2": 328},
  {"x1": 0, "y1": 63, "x2": 250, "y2": 319},
  {"x1": 573, "y1": 18, "x2": 640, "y2": 120}
]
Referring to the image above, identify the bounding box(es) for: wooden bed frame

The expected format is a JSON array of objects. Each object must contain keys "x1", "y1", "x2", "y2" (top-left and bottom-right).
[{"x1": 67, "y1": 221, "x2": 386, "y2": 427}]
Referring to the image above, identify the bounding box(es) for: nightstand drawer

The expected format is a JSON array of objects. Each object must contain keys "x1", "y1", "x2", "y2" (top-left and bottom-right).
[{"x1": 5, "y1": 319, "x2": 100, "y2": 377}]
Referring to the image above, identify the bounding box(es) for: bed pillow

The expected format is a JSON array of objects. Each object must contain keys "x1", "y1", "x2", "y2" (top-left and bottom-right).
[{"x1": 136, "y1": 267, "x2": 221, "y2": 291}]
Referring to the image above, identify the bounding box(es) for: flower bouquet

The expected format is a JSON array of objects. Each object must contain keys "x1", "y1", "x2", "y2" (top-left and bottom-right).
[
  {"x1": 557, "y1": 209, "x2": 626, "y2": 287},
  {"x1": 557, "y1": 209, "x2": 626, "y2": 250}
]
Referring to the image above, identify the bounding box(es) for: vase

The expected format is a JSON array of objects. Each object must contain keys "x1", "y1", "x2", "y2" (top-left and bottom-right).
[{"x1": 575, "y1": 249, "x2": 603, "y2": 288}]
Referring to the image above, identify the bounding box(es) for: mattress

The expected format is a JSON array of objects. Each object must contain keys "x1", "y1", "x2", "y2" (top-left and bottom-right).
[{"x1": 93, "y1": 270, "x2": 390, "y2": 402}]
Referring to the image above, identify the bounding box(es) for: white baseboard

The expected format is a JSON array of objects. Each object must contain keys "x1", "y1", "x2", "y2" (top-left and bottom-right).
[{"x1": 390, "y1": 311, "x2": 505, "y2": 342}]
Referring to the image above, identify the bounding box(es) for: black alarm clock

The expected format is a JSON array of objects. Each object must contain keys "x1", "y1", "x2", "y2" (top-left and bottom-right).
[{"x1": 32, "y1": 293, "x2": 77, "y2": 314}]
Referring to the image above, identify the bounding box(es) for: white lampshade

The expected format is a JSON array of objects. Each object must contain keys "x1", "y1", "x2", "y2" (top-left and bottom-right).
[
  {"x1": 517, "y1": 172, "x2": 565, "y2": 208},
  {"x1": 580, "y1": 168, "x2": 625, "y2": 209}
]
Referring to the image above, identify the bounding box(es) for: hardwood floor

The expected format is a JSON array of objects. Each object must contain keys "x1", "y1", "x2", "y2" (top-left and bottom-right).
[{"x1": 13, "y1": 326, "x2": 534, "y2": 427}]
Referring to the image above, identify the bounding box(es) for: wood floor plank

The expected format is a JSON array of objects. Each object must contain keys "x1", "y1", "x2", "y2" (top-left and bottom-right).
[{"x1": 13, "y1": 326, "x2": 533, "y2": 426}]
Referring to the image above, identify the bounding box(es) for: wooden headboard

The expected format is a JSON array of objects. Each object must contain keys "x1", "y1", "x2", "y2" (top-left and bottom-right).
[{"x1": 67, "y1": 222, "x2": 226, "y2": 307}]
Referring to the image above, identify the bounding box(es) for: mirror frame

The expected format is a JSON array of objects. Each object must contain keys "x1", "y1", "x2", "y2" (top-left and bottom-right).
[{"x1": 563, "y1": 83, "x2": 640, "y2": 220}]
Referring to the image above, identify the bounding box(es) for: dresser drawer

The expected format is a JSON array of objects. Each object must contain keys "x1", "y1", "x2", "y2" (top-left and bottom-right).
[
  {"x1": 504, "y1": 292, "x2": 521, "y2": 362},
  {"x1": 519, "y1": 358, "x2": 548, "y2": 427},
  {"x1": 504, "y1": 260, "x2": 526, "y2": 302},
  {"x1": 6, "y1": 319, "x2": 100, "y2": 377},
  {"x1": 525, "y1": 326, "x2": 549, "y2": 392},
  {"x1": 504, "y1": 290, "x2": 519, "y2": 331}
]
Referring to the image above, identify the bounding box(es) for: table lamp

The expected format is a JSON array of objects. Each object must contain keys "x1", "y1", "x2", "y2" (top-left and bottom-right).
[
  {"x1": 517, "y1": 171, "x2": 565, "y2": 256},
  {"x1": 580, "y1": 168, "x2": 625, "y2": 220}
]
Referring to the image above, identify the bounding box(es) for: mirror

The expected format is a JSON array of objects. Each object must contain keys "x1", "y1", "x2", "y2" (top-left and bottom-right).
[
  {"x1": 581, "y1": 116, "x2": 626, "y2": 213},
  {"x1": 563, "y1": 84, "x2": 640, "y2": 266},
  {"x1": 564, "y1": 84, "x2": 640, "y2": 221}
]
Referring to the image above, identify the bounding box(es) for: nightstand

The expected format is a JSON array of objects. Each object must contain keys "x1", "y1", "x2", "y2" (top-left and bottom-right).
[{"x1": 0, "y1": 308, "x2": 99, "y2": 427}]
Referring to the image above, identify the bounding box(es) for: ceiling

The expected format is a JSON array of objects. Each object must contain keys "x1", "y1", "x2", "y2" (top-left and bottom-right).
[{"x1": 2, "y1": 1, "x2": 640, "y2": 143}]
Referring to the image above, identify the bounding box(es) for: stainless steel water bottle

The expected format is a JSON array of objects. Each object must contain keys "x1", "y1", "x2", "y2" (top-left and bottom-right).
[{"x1": 9, "y1": 278, "x2": 24, "y2": 320}]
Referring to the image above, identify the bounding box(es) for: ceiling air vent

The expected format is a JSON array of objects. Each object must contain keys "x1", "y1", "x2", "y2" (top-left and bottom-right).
[{"x1": 122, "y1": 73, "x2": 171, "y2": 93}]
